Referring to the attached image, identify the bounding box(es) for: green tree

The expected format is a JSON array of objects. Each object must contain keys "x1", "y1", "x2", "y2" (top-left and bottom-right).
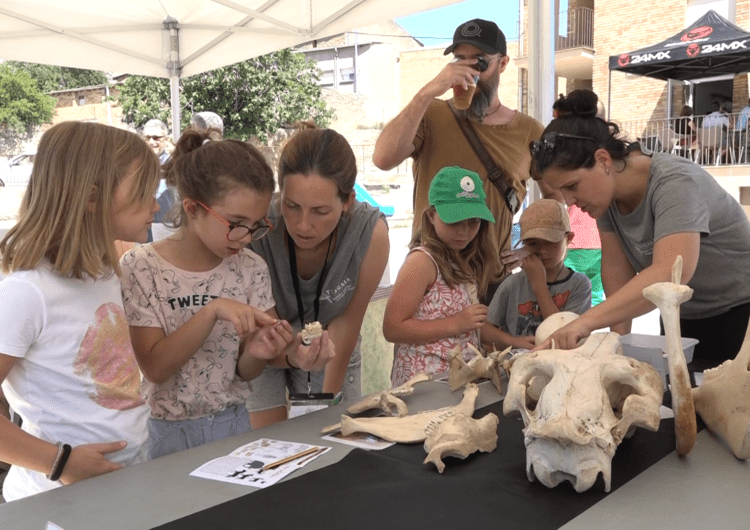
[
  {"x1": 7, "y1": 62, "x2": 107, "y2": 92},
  {"x1": 0, "y1": 64, "x2": 56, "y2": 131},
  {"x1": 119, "y1": 49, "x2": 334, "y2": 141}
]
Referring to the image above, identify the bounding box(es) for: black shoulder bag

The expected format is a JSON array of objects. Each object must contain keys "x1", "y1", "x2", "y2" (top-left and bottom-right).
[{"x1": 448, "y1": 104, "x2": 521, "y2": 215}]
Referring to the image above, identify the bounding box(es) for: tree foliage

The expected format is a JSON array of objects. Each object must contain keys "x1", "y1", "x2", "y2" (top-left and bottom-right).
[
  {"x1": 119, "y1": 49, "x2": 334, "y2": 142},
  {"x1": 0, "y1": 64, "x2": 56, "y2": 131},
  {"x1": 7, "y1": 62, "x2": 107, "y2": 92}
]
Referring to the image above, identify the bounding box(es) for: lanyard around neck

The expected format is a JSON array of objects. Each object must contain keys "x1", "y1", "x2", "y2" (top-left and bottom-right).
[{"x1": 287, "y1": 233, "x2": 333, "y2": 327}]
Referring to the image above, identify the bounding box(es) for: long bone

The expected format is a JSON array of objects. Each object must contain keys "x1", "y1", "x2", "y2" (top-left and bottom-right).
[
  {"x1": 692, "y1": 322, "x2": 750, "y2": 459},
  {"x1": 641, "y1": 256, "x2": 697, "y2": 456}
]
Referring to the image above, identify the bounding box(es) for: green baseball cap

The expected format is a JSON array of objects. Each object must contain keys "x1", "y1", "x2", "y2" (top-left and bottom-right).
[{"x1": 428, "y1": 166, "x2": 495, "y2": 224}]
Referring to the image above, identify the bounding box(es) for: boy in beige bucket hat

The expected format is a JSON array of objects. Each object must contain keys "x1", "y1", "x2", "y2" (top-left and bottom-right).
[{"x1": 482, "y1": 199, "x2": 592, "y2": 349}]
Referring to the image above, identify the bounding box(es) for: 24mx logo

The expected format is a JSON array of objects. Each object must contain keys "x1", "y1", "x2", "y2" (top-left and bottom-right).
[
  {"x1": 629, "y1": 51, "x2": 671, "y2": 64},
  {"x1": 701, "y1": 40, "x2": 748, "y2": 54}
]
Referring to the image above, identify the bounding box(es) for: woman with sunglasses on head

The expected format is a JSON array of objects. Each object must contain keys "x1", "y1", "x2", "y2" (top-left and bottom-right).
[
  {"x1": 247, "y1": 123, "x2": 389, "y2": 429},
  {"x1": 120, "y1": 129, "x2": 334, "y2": 459},
  {"x1": 532, "y1": 89, "x2": 750, "y2": 373}
]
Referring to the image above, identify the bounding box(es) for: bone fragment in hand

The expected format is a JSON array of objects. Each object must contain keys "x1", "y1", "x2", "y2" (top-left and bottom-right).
[{"x1": 300, "y1": 321, "x2": 323, "y2": 345}]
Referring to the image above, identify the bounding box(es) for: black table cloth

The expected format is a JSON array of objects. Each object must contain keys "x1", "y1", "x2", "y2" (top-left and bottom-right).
[{"x1": 154, "y1": 400, "x2": 684, "y2": 530}]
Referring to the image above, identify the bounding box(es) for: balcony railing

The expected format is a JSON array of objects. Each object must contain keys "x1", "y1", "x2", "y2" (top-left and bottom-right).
[
  {"x1": 618, "y1": 113, "x2": 750, "y2": 166},
  {"x1": 556, "y1": 7, "x2": 594, "y2": 51}
]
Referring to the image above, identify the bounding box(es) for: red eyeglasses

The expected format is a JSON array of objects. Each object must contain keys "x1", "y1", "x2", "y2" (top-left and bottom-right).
[{"x1": 196, "y1": 201, "x2": 272, "y2": 242}]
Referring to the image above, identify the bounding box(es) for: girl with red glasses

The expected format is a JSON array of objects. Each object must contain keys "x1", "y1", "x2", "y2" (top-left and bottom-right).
[{"x1": 120, "y1": 129, "x2": 334, "y2": 459}]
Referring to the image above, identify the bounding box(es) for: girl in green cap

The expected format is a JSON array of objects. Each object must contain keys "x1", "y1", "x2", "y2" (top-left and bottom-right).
[{"x1": 384, "y1": 166, "x2": 499, "y2": 386}]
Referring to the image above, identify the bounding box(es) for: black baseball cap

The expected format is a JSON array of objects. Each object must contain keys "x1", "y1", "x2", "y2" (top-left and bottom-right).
[{"x1": 444, "y1": 19, "x2": 507, "y2": 56}]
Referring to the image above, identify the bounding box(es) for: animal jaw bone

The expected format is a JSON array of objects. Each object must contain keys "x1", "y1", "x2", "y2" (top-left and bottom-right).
[
  {"x1": 322, "y1": 383, "x2": 481, "y2": 443},
  {"x1": 346, "y1": 373, "x2": 432, "y2": 417},
  {"x1": 448, "y1": 344, "x2": 510, "y2": 393},
  {"x1": 692, "y1": 323, "x2": 750, "y2": 459},
  {"x1": 423, "y1": 412, "x2": 499, "y2": 473},
  {"x1": 504, "y1": 332, "x2": 663, "y2": 492},
  {"x1": 641, "y1": 256, "x2": 697, "y2": 456}
]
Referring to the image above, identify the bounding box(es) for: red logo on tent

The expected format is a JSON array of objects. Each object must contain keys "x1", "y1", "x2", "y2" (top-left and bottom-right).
[
  {"x1": 686, "y1": 43, "x2": 701, "y2": 57},
  {"x1": 681, "y1": 26, "x2": 713, "y2": 41},
  {"x1": 618, "y1": 54, "x2": 631, "y2": 67}
]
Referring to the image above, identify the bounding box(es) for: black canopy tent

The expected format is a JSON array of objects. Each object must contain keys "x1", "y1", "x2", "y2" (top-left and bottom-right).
[{"x1": 607, "y1": 10, "x2": 750, "y2": 115}]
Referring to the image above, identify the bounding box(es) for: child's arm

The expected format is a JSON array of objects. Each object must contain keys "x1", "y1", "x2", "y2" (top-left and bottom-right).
[
  {"x1": 481, "y1": 323, "x2": 535, "y2": 350},
  {"x1": 321, "y1": 219, "x2": 390, "y2": 394},
  {"x1": 0, "y1": 354, "x2": 126, "y2": 485},
  {"x1": 383, "y1": 249, "x2": 488, "y2": 345},
  {"x1": 130, "y1": 298, "x2": 276, "y2": 384},
  {"x1": 522, "y1": 254, "x2": 560, "y2": 320}
]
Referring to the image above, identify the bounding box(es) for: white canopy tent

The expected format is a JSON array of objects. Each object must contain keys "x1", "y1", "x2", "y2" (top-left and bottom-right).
[{"x1": 0, "y1": 0, "x2": 464, "y2": 135}]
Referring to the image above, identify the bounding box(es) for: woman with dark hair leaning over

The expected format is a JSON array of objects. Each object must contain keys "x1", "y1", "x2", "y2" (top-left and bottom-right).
[
  {"x1": 247, "y1": 123, "x2": 389, "y2": 428},
  {"x1": 531, "y1": 89, "x2": 750, "y2": 373}
]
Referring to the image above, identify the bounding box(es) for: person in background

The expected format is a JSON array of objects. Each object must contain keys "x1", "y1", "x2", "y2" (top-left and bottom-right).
[
  {"x1": 247, "y1": 123, "x2": 389, "y2": 429},
  {"x1": 702, "y1": 101, "x2": 730, "y2": 129},
  {"x1": 121, "y1": 129, "x2": 334, "y2": 458},
  {"x1": 190, "y1": 111, "x2": 224, "y2": 136},
  {"x1": 373, "y1": 18, "x2": 560, "y2": 303},
  {"x1": 483, "y1": 199, "x2": 591, "y2": 351},
  {"x1": 142, "y1": 119, "x2": 177, "y2": 242},
  {"x1": 0, "y1": 121, "x2": 160, "y2": 501},
  {"x1": 531, "y1": 89, "x2": 750, "y2": 373},
  {"x1": 738, "y1": 99, "x2": 750, "y2": 163},
  {"x1": 384, "y1": 166, "x2": 497, "y2": 385},
  {"x1": 143, "y1": 119, "x2": 172, "y2": 165}
]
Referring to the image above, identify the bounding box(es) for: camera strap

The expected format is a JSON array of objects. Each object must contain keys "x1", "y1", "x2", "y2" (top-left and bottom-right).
[{"x1": 448, "y1": 103, "x2": 521, "y2": 215}]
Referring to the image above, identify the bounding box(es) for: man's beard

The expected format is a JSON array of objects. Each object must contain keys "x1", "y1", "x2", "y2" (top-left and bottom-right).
[{"x1": 463, "y1": 76, "x2": 499, "y2": 122}]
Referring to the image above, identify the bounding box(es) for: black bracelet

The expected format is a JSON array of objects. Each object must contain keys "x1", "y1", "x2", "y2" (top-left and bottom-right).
[
  {"x1": 49, "y1": 443, "x2": 72, "y2": 482},
  {"x1": 285, "y1": 354, "x2": 298, "y2": 370}
]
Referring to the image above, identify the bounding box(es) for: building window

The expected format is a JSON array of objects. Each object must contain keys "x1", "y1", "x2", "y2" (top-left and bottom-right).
[{"x1": 78, "y1": 95, "x2": 86, "y2": 106}]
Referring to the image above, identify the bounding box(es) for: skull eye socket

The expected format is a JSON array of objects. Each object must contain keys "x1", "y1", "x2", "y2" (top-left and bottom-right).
[
  {"x1": 525, "y1": 374, "x2": 552, "y2": 412},
  {"x1": 605, "y1": 381, "x2": 639, "y2": 420}
]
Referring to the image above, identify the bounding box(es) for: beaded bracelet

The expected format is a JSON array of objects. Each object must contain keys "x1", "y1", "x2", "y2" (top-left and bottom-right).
[{"x1": 49, "y1": 443, "x2": 72, "y2": 482}]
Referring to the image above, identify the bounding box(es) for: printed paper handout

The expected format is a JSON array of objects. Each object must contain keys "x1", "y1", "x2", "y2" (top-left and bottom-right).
[{"x1": 190, "y1": 438, "x2": 330, "y2": 488}]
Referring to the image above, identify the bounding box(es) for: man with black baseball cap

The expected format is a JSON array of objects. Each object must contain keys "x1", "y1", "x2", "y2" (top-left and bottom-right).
[{"x1": 373, "y1": 18, "x2": 559, "y2": 301}]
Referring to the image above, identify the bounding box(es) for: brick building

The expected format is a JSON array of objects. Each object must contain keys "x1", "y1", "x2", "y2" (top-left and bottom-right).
[{"x1": 517, "y1": 0, "x2": 750, "y2": 124}]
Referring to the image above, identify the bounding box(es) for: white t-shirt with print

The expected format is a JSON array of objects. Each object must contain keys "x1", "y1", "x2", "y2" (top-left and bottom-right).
[
  {"x1": 120, "y1": 245, "x2": 275, "y2": 421},
  {"x1": 0, "y1": 264, "x2": 149, "y2": 501}
]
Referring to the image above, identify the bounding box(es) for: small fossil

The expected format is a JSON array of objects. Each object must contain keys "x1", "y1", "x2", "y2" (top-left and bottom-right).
[{"x1": 300, "y1": 321, "x2": 323, "y2": 345}]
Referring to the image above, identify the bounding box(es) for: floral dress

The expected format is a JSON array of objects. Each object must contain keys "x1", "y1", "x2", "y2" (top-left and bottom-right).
[{"x1": 391, "y1": 247, "x2": 481, "y2": 386}]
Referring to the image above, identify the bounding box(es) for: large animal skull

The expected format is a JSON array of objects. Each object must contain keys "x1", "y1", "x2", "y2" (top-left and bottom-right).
[{"x1": 504, "y1": 332, "x2": 663, "y2": 492}]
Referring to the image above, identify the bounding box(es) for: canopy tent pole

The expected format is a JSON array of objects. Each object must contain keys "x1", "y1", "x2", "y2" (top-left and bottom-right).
[
  {"x1": 527, "y1": 0, "x2": 556, "y2": 126},
  {"x1": 527, "y1": 0, "x2": 556, "y2": 203},
  {"x1": 164, "y1": 16, "x2": 182, "y2": 140}
]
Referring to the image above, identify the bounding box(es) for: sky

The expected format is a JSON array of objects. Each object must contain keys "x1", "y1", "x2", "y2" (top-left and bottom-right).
[{"x1": 394, "y1": 0, "x2": 521, "y2": 47}]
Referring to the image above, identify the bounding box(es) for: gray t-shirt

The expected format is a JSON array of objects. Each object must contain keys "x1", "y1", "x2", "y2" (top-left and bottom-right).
[
  {"x1": 597, "y1": 152, "x2": 750, "y2": 319},
  {"x1": 487, "y1": 268, "x2": 592, "y2": 337},
  {"x1": 250, "y1": 199, "x2": 385, "y2": 331}
]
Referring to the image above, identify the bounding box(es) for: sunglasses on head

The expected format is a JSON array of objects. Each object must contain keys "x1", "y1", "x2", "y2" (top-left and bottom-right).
[{"x1": 529, "y1": 132, "x2": 598, "y2": 157}]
